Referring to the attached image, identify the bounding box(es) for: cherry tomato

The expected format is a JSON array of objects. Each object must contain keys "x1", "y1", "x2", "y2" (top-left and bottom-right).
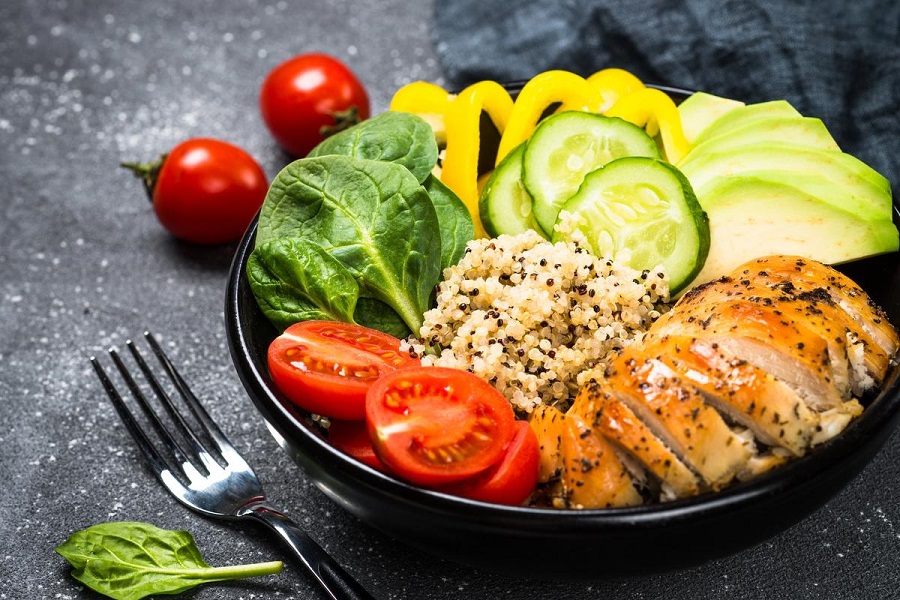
[
  {"x1": 259, "y1": 53, "x2": 370, "y2": 157},
  {"x1": 122, "y1": 138, "x2": 268, "y2": 245},
  {"x1": 366, "y1": 367, "x2": 516, "y2": 486},
  {"x1": 267, "y1": 321, "x2": 419, "y2": 420},
  {"x1": 434, "y1": 421, "x2": 540, "y2": 505},
  {"x1": 327, "y1": 419, "x2": 386, "y2": 472}
]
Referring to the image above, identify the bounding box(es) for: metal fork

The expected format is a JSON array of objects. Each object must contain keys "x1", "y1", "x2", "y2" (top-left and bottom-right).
[{"x1": 89, "y1": 331, "x2": 375, "y2": 600}]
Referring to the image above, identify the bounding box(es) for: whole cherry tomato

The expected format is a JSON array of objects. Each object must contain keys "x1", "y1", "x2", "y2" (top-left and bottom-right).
[
  {"x1": 123, "y1": 138, "x2": 268, "y2": 244},
  {"x1": 259, "y1": 53, "x2": 370, "y2": 157}
]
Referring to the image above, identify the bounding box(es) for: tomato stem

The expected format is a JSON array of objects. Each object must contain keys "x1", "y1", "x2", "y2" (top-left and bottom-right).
[
  {"x1": 121, "y1": 154, "x2": 168, "y2": 201},
  {"x1": 320, "y1": 106, "x2": 362, "y2": 138}
]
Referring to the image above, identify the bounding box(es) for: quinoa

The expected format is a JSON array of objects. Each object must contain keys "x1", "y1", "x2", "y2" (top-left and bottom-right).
[{"x1": 405, "y1": 230, "x2": 670, "y2": 413}]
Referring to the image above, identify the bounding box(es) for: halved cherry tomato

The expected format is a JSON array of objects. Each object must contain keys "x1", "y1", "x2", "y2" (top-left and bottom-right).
[
  {"x1": 267, "y1": 321, "x2": 419, "y2": 420},
  {"x1": 366, "y1": 366, "x2": 516, "y2": 486},
  {"x1": 435, "y1": 421, "x2": 540, "y2": 505},
  {"x1": 327, "y1": 419, "x2": 386, "y2": 472}
]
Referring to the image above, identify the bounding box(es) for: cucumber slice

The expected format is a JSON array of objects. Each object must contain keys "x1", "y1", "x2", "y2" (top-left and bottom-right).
[
  {"x1": 522, "y1": 111, "x2": 660, "y2": 235},
  {"x1": 479, "y1": 144, "x2": 548, "y2": 238},
  {"x1": 552, "y1": 157, "x2": 709, "y2": 294}
]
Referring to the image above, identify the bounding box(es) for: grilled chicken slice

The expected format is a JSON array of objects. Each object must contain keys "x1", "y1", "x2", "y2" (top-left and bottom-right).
[
  {"x1": 678, "y1": 265, "x2": 892, "y2": 392},
  {"x1": 603, "y1": 348, "x2": 755, "y2": 489},
  {"x1": 561, "y1": 412, "x2": 644, "y2": 509},
  {"x1": 569, "y1": 380, "x2": 700, "y2": 499},
  {"x1": 650, "y1": 299, "x2": 846, "y2": 410},
  {"x1": 741, "y1": 255, "x2": 899, "y2": 358},
  {"x1": 645, "y1": 335, "x2": 819, "y2": 456},
  {"x1": 529, "y1": 404, "x2": 567, "y2": 483}
]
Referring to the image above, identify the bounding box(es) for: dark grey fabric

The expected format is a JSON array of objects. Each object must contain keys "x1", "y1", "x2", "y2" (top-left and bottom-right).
[{"x1": 433, "y1": 0, "x2": 900, "y2": 192}]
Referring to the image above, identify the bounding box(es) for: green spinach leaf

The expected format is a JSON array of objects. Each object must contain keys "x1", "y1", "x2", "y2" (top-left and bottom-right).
[
  {"x1": 423, "y1": 174, "x2": 474, "y2": 270},
  {"x1": 307, "y1": 111, "x2": 438, "y2": 183},
  {"x1": 248, "y1": 238, "x2": 359, "y2": 330},
  {"x1": 257, "y1": 155, "x2": 441, "y2": 334},
  {"x1": 56, "y1": 522, "x2": 282, "y2": 600},
  {"x1": 354, "y1": 297, "x2": 413, "y2": 339}
]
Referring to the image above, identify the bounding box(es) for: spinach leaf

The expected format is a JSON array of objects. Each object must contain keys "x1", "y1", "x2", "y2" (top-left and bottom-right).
[
  {"x1": 307, "y1": 111, "x2": 438, "y2": 183},
  {"x1": 248, "y1": 238, "x2": 359, "y2": 330},
  {"x1": 354, "y1": 297, "x2": 413, "y2": 339},
  {"x1": 423, "y1": 174, "x2": 474, "y2": 270},
  {"x1": 56, "y1": 522, "x2": 282, "y2": 600},
  {"x1": 257, "y1": 155, "x2": 441, "y2": 334}
]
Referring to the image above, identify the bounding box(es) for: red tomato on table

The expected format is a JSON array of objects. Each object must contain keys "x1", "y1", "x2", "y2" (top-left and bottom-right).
[
  {"x1": 259, "y1": 53, "x2": 370, "y2": 157},
  {"x1": 122, "y1": 138, "x2": 268, "y2": 245},
  {"x1": 365, "y1": 366, "x2": 516, "y2": 486},
  {"x1": 327, "y1": 419, "x2": 386, "y2": 472},
  {"x1": 267, "y1": 321, "x2": 419, "y2": 420}
]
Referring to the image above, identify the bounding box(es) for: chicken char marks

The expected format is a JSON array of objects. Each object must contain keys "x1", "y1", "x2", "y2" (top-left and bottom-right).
[{"x1": 537, "y1": 256, "x2": 892, "y2": 509}]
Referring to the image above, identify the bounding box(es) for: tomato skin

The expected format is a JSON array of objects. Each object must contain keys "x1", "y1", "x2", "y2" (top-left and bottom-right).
[
  {"x1": 327, "y1": 419, "x2": 386, "y2": 472},
  {"x1": 260, "y1": 53, "x2": 370, "y2": 157},
  {"x1": 366, "y1": 367, "x2": 516, "y2": 486},
  {"x1": 149, "y1": 138, "x2": 268, "y2": 244},
  {"x1": 267, "y1": 321, "x2": 418, "y2": 420},
  {"x1": 434, "y1": 421, "x2": 540, "y2": 506}
]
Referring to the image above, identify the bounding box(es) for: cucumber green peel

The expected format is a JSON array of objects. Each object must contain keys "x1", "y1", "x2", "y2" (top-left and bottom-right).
[{"x1": 552, "y1": 157, "x2": 710, "y2": 294}]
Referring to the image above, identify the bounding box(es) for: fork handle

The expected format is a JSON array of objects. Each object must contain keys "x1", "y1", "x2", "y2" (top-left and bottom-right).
[{"x1": 240, "y1": 502, "x2": 376, "y2": 600}]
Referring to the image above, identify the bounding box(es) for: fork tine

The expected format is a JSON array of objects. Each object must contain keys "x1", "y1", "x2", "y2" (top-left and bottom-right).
[
  {"x1": 125, "y1": 339, "x2": 223, "y2": 474},
  {"x1": 90, "y1": 355, "x2": 188, "y2": 492},
  {"x1": 143, "y1": 332, "x2": 242, "y2": 462}
]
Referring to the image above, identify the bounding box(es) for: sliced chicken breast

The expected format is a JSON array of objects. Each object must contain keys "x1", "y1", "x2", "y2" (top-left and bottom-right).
[
  {"x1": 740, "y1": 255, "x2": 899, "y2": 358},
  {"x1": 569, "y1": 380, "x2": 700, "y2": 500},
  {"x1": 650, "y1": 299, "x2": 846, "y2": 409},
  {"x1": 603, "y1": 348, "x2": 755, "y2": 489},
  {"x1": 679, "y1": 265, "x2": 891, "y2": 392},
  {"x1": 645, "y1": 335, "x2": 819, "y2": 456},
  {"x1": 561, "y1": 412, "x2": 644, "y2": 509}
]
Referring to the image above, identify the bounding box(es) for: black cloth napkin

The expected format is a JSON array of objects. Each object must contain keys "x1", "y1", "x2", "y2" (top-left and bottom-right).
[{"x1": 432, "y1": 0, "x2": 900, "y2": 193}]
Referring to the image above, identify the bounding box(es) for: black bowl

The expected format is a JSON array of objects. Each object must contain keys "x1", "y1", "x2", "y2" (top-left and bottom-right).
[{"x1": 225, "y1": 86, "x2": 900, "y2": 577}]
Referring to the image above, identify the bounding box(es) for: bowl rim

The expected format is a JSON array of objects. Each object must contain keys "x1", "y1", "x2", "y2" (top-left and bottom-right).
[{"x1": 226, "y1": 216, "x2": 900, "y2": 529}]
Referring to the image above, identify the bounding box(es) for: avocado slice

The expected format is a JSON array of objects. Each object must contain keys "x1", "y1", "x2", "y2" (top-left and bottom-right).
[
  {"x1": 693, "y1": 100, "x2": 802, "y2": 145},
  {"x1": 677, "y1": 92, "x2": 745, "y2": 145},
  {"x1": 688, "y1": 178, "x2": 899, "y2": 287},
  {"x1": 696, "y1": 170, "x2": 892, "y2": 222},
  {"x1": 681, "y1": 116, "x2": 839, "y2": 160},
  {"x1": 679, "y1": 142, "x2": 892, "y2": 217}
]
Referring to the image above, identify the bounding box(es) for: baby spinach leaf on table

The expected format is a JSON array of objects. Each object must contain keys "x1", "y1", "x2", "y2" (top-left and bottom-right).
[
  {"x1": 248, "y1": 238, "x2": 359, "y2": 331},
  {"x1": 257, "y1": 155, "x2": 442, "y2": 334},
  {"x1": 307, "y1": 111, "x2": 438, "y2": 183},
  {"x1": 354, "y1": 297, "x2": 413, "y2": 339},
  {"x1": 423, "y1": 174, "x2": 475, "y2": 270},
  {"x1": 56, "y1": 521, "x2": 282, "y2": 600}
]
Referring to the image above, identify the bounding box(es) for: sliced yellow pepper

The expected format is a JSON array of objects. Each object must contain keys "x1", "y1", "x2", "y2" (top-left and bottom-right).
[
  {"x1": 606, "y1": 87, "x2": 691, "y2": 163},
  {"x1": 495, "y1": 70, "x2": 604, "y2": 166},
  {"x1": 389, "y1": 81, "x2": 453, "y2": 146},
  {"x1": 442, "y1": 80, "x2": 514, "y2": 238},
  {"x1": 586, "y1": 68, "x2": 646, "y2": 113}
]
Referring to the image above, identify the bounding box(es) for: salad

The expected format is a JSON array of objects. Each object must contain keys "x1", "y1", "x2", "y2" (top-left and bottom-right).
[{"x1": 246, "y1": 68, "x2": 899, "y2": 508}]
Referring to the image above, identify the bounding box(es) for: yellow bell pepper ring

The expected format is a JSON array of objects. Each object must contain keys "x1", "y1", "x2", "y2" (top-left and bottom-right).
[
  {"x1": 586, "y1": 68, "x2": 646, "y2": 113},
  {"x1": 389, "y1": 81, "x2": 453, "y2": 146},
  {"x1": 441, "y1": 80, "x2": 514, "y2": 238},
  {"x1": 606, "y1": 87, "x2": 692, "y2": 164},
  {"x1": 495, "y1": 70, "x2": 604, "y2": 166}
]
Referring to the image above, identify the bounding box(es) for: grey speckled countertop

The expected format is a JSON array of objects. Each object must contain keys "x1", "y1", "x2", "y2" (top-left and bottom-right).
[{"x1": 1, "y1": 1, "x2": 899, "y2": 599}]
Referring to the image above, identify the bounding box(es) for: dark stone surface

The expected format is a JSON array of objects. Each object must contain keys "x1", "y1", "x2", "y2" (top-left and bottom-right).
[{"x1": 0, "y1": 1, "x2": 898, "y2": 599}]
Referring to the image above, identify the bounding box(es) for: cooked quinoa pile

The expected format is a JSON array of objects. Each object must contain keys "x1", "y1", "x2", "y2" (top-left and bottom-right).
[{"x1": 405, "y1": 230, "x2": 670, "y2": 413}]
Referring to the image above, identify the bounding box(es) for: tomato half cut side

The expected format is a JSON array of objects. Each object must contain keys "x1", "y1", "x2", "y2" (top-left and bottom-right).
[
  {"x1": 435, "y1": 420, "x2": 540, "y2": 505},
  {"x1": 267, "y1": 321, "x2": 419, "y2": 420},
  {"x1": 327, "y1": 419, "x2": 386, "y2": 472},
  {"x1": 366, "y1": 366, "x2": 516, "y2": 486}
]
